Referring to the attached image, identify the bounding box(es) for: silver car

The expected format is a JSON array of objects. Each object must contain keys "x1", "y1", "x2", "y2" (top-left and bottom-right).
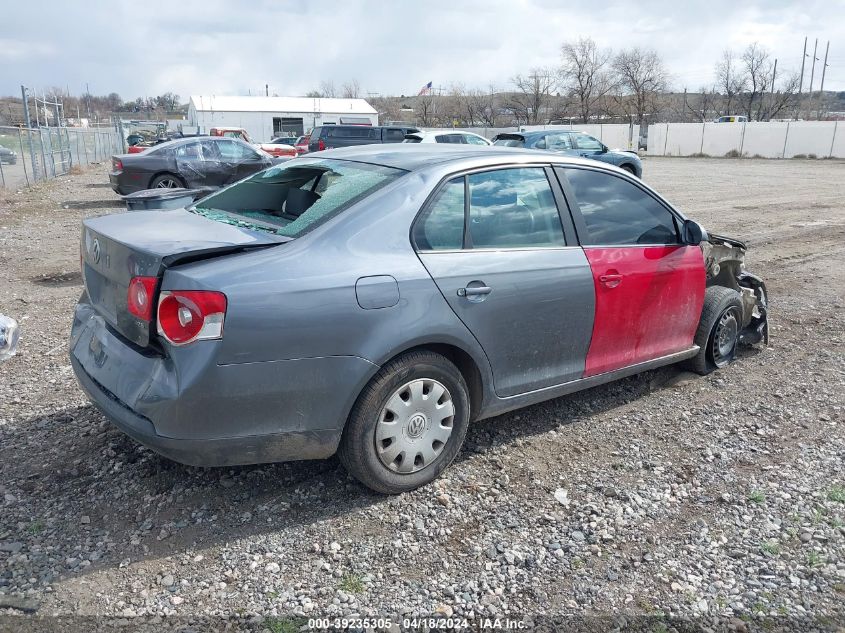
[{"x1": 71, "y1": 145, "x2": 767, "y2": 493}]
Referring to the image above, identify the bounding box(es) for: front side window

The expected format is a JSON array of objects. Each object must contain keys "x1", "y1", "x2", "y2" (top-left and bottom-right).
[
  {"x1": 572, "y1": 133, "x2": 603, "y2": 151},
  {"x1": 546, "y1": 133, "x2": 574, "y2": 150},
  {"x1": 192, "y1": 159, "x2": 405, "y2": 239},
  {"x1": 217, "y1": 139, "x2": 260, "y2": 162},
  {"x1": 412, "y1": 177, "x2": 465, "y2": 250},
  {"x1": 467, "y1": 168, "x2": 565, "y2": 248},
  {"x1": 563, "y1": 168, "x2": 680, "y2": 246}
]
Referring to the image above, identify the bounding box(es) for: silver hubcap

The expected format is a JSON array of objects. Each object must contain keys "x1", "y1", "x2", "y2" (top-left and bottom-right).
[
  {"x1": 713, "y1": 308, "x2": 739, "y2": 366},
  {"x1": 375, "y1": 378, "x2": 455, "y2": 474},
  {"x1": 156, "y1": 178, "x2": 179, "y2": 188}
]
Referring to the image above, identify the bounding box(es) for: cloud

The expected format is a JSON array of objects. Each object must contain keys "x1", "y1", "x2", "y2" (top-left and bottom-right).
[{"x1": 2, "y1": 0, "x2": 842, "y2": 100}]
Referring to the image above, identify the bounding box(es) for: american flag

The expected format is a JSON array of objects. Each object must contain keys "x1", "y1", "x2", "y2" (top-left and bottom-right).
[{"x1": 418, "y1": 81, "x2": 433, "y2": 96}]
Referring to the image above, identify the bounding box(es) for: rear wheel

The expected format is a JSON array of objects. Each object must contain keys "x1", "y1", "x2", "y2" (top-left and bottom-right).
[
  {"x1": 687, "y1": 286, "x2": 744, "y2": 375},
  {"x1": 620, "y1": 163, "x2": 636, "y2": 175},
  {"x1": 150, "y1": 173, "x2": 185, "y2": 189},
  {"x1": 338, "y1": 351, "x2": 470, "y2": 494}
]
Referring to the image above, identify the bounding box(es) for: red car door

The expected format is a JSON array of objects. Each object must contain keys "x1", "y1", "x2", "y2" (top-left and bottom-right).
[{"x1": 558, "y1": 167, "x2": 705, "y2": 377}]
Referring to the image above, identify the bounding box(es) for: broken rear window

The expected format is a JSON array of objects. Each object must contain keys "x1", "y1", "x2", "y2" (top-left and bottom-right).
[{"x1": 191, "y1": 159, "x2": 405, "y2": 238}]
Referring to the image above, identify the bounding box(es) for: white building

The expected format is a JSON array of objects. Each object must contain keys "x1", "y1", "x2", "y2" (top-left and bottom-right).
[{"x1": 187, "y1": 95, "x2": 379, "y2": 141}]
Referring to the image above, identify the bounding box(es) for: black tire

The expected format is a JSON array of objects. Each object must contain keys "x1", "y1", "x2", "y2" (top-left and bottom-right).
[
  {"x1": 338, "y1": 350, "x2": 470, "y2": 494},
  {"x1": 687, "y1": 286, "x2": 744, "y2": 375},
  {"x1": 620, "y1": 163, "x2": 636, "y2": 175},
  {"x1": 149, "y1": 173, "x2": 186, "y2": 189}
]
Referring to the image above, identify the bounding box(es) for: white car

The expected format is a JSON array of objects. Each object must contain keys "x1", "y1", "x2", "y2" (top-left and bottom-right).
[{"x1": 403, "y1": 130, "x2": 491, "y2": 146}]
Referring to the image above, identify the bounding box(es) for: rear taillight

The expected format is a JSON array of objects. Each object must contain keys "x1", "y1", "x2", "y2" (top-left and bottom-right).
[
  {"x1": 317, "y1": 139, "x2": 325, "y2": 151},
  {"x1": 157, "y1": 290, "x2": 227, "y2": 346},
  {"x1": 112, "y1": 157, "x2": 123, "y2": 172},
  {"x1": 127, "y1": 276, "x2": 157, "y2": 321}
]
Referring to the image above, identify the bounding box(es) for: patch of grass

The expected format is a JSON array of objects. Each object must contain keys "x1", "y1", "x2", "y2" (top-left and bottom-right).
[
  {"x1": 760, "y1": 540, "x2": 780, "y2": 556},
  {"x1": 338, "y1": 573, "x2": 365, "y2": 594},
  {"x1": 827, "y1": 486, "x2": 845, "y2": 503},
  {"x1": 264, "y1": 617, "x2": 305, "y2": 633},
  {"x1": 833, "y1": 583, "x2": 845, "y2": 594},
  {"x1": 570, "y1": 557, "x2": 584, "y2": 570},
  {"x1": 792, "y1": 153, "x2": 808, "y2": 159},
  {"x1": 748, "y1": 490, "x2": 766, "y2": 504},
  {"x1": 806, "y1": 551, "x2": 823, "y2": 567},
  {"x1": 27, "y1": 521, "x2": 44, "y2": 534}
]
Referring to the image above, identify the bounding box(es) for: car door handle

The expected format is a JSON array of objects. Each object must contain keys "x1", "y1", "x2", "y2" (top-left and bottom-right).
[
  {"x1": 599, "y1": 273, "x2": 623, "y2": 288},
  {"x1": 457, "y1": 285, "x2": 492, "y2": 297}
]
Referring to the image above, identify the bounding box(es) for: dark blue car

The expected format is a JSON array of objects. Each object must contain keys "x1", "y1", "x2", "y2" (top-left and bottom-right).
[{"x1": 493, "y1": 130, "x2": 643, "y2": 178}]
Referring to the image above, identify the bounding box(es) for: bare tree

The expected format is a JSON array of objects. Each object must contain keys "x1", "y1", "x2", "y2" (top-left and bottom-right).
[
  {"x1": 560, "y1": 37, "x2": 614, "y2": 123},
  {"x1": 684, "y1": 86, "x2": 720, "y2": 122},
  {"x1": 319, "y1": 80, "x2": 338, "y2": 98},
  {"x1": 341, "y1": 79, "x2": 361, "y2": 99},
  {"x1": 715, "y1": 49, "x2": 746, "y2": 115},
  {"x1": 765, "y1": 71, "x2": 801, "y2": 120},
  {"x1": 740, "y1": 42, "x2": 774, "y2": 121},
  {"x1": 504, "y1": 69, "x2": 557, "y2": 125},
  {"x1": 415, "y1": 94, "x2": 435, "y2": 126},
  {"x1": 612, "y1": 47, "x2": 668, "y2": 125}
]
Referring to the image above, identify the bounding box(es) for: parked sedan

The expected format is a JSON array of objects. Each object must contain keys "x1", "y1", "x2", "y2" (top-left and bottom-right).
[
  {"x1": 109, "y1": 136, "x2": 276, "y2": 195},
  {"x1": 493, "y1": 130, "x2": 643, "y2": 177},
  {"x1": 0, "y1": 147, "x2": 17, "y2": 164},
  {"x1": 404, "y1": 130, "x2": 491, "y2": 145},
  {"x1": 257, "y1": 137, "x2": 298, "y2": 158},
  {"x1": 73, "y1": 145, "x2": 767, "y2": 493}
]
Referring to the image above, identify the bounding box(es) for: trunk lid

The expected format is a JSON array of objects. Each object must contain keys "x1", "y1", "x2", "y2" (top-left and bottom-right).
[{"x1": 81, "y1": 209, "x2": 284, "y2": 347}]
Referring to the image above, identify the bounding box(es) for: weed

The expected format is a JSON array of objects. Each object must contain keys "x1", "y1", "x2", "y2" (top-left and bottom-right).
[
  {"x1": 827, "y1": 486, "x2": 845, "y2": 503},
  {"x1": 264, "y1": 618, "x2": 304, "y2": 633},
  {"x1": 748, "y1": 490, "x2": 766, "y2": 504},
  {"x1": 339, "y1": 574, "x2": 365, "y2": 594},
  {"x1": 760, "y1": 540, "x2": 780, "y2": 555}
]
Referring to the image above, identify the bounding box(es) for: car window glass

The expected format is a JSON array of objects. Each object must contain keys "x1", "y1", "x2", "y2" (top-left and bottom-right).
[
  {"x1": 218, "y1": 139, "x2": 259, "y2": 162},
  {"x1": 468, "y1": 168, "x2": 565, "y2": 248},
  {"x1": 564, "y1": 168, "x2": 680, "y2": 245},
  {"x1": 464, "y1": 134, "x2": 488, "y2": 145},
  {"x1": 174, "y1": 141, "x2": 203, "y2": 159},
  {"x1": 384, "y1": 128, "x2": 405, "y2": 141},
  {"x1": 573, "y1": 133, "x2": 603, "y2": 151},
  {"x1": 546, "y1": 133, "x2": 573, "y2": 150},
  {"x1": 435, "y1": 135, "x2": 451, "y2": 143},
  {"x1": 493, "y1": 137, "x2": 525, "y2": 148},
  {"x1": 194, "y1": 159, "x2": 404, "y2": 239},
  {"x1": 412, "y1": 178, "x2": 465, "y2": 251}
]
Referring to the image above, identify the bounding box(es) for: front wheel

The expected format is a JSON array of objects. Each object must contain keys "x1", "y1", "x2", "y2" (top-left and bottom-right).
[
  {"x1": 338, "y1": 350, "x2": 470, "y2": 494},
  {"x1": 687, "y1": 286, "x2": 744, "y2": 375},
  {"x1": 620, "y1": 163, "x2": 637, "y2": 176}
]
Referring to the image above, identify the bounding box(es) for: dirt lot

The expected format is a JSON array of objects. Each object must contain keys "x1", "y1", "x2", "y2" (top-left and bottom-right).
[{"x1": 0, "y1": 158, "x2": 843, "y2": 627}]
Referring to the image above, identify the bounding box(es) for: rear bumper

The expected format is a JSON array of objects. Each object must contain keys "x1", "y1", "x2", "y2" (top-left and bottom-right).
[
  {"x1": 71, "y1": 355, "x2": 340, "y2": 466},
  {"x1": 69, "y1": 299, "x2": 378, "y2": 467}
]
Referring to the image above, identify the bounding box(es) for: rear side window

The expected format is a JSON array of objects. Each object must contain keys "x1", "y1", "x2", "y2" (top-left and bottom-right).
[
  {"x1": 563, "y1": 168, "x2": 680, "y2": 245},
  {"x1": 412, "y1": 178, "x2": 464, "y2": 250},
  {"x1": 384, "y1": 128, "x2": 406, "y2": 141},
  {"x1": 468, "y1": 168, "x2": 565, "y2": 248},
  {"x1": 192, "y1": 159, "x2": 405, "y2": 239}
]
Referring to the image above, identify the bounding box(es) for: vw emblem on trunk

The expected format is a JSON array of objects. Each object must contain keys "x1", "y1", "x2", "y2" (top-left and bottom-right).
[{"x1": 91, "y1": 238, "x2": 101, "y2": 264}]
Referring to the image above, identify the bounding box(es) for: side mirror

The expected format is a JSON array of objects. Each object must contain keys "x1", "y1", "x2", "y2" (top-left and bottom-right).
[
  {"x1": 600, "y1": 144, "x2": 608, "y2": 153},
  {"x1": 683, "y1": 219, "x2": 707, "y2": 245}
]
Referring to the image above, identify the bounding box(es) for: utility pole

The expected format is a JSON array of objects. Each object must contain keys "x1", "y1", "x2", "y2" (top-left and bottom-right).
[
  {"x1": 85, "y1": 82, "x2": 91, "y2": 121},
  {"x1": 808, "y1": 38, "x2": 819, "y2": 119},
  {"x1": 816, "y1": 41, "x2": 830, "y2": 120},
  {"x1": 265, "y1": 84, "x2": 269, "y2": 97},
  {"x1": 798, "y1": 37, "x2": 807, "y2": 95}
]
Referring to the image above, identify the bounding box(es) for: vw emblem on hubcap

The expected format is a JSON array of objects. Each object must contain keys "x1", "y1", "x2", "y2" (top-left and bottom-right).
[
  {"x1": 407, "y1": 413, "x2": 427, "y2": 439},
  {"x1": 91, "y1": 238, "x2": 101, "y2": 265}
]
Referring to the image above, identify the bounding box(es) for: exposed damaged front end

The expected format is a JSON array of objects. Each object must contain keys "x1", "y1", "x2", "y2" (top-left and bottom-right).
[{"x1": 701, "y1": 233, "x2": 769, "y2": 346}]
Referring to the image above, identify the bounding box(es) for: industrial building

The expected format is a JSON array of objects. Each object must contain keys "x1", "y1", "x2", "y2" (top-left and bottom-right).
[{"x1": 187, "y1": 95, "x2": 378, "y2": 141}]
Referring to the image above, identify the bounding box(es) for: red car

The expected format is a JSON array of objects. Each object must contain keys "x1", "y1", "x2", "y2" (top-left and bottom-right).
[
  {"x1": 294, "y1": 135, "x2": 310, "y2": 155},
  {"x1": 258, "y1": 137, "x2": 299, "y2": 158}
]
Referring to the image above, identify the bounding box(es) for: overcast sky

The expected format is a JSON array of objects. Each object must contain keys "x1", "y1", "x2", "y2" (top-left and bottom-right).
[{"x1": 2, "y1": 0, "x2": 843, "y2": 100}]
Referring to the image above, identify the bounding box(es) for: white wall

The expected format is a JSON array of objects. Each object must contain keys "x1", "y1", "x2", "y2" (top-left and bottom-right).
[
  {"x1": 645, "y1": 121, "x2": 844, "y2": 158},
  {"x1": 187, "y1": 105, "x2": 378, "y2": 142}
]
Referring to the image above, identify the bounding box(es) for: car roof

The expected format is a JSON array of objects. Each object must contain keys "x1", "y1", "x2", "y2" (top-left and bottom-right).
[
  {"x1": 310, "y1": 143, "x2": 611, "y2": 172},
  {"x1": 408, "y1": 130, "x2": 484, "y2": 138}
]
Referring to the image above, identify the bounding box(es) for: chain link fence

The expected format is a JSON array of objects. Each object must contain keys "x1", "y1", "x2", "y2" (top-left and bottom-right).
[{"x1": 0, "y1": 126, "x2": 124, "y2": 190}]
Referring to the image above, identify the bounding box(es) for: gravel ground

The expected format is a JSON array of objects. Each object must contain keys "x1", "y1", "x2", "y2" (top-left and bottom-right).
[{"x1": 0, "y1": 158, "x2": 843, "y2": 628}]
